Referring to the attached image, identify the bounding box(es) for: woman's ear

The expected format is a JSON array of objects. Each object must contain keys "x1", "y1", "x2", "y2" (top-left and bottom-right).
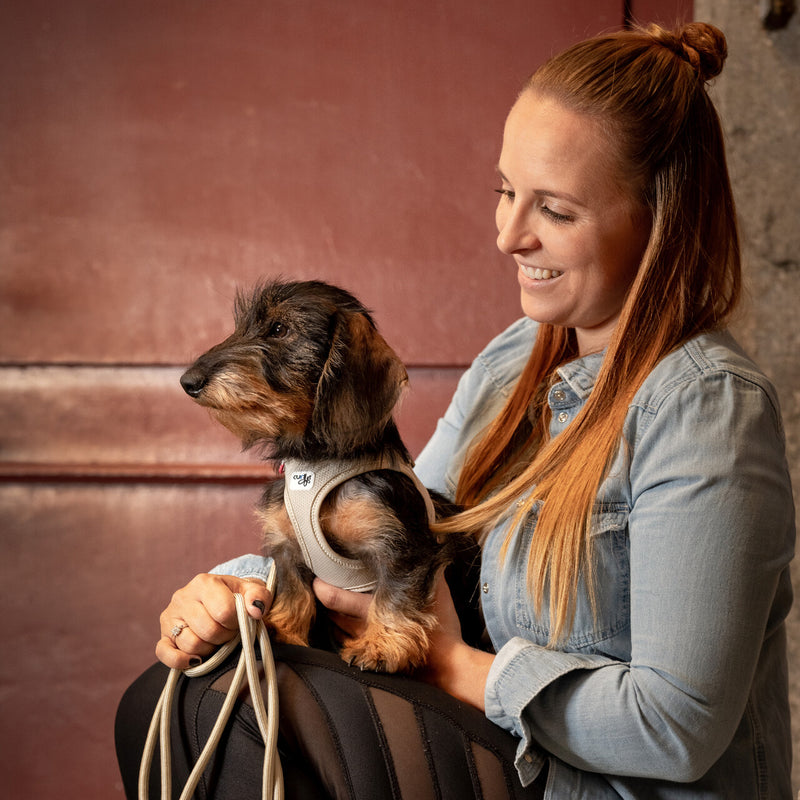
[{"x1": 311, "y1": 310, "x2": 408, "y2": 453}]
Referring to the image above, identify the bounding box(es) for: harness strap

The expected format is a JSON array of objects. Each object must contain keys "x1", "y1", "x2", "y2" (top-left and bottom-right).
[{"x1": 282, "y1": 454, "x2": 437, "y2": 592}]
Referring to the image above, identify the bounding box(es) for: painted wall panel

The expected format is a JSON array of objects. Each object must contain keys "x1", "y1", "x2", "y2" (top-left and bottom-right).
[
  {"x1": 0, "y1": 365, "x2": 462, "y2": 470},
  {"x1": 1, "y1": 0, "x2": 621, "y2": 367},
  {"x1": 0, "y1": 483, "x2": 264, "y2": 799},
  {"x1": 630, "y1": 0, "x2": 693, "y2": 26}
]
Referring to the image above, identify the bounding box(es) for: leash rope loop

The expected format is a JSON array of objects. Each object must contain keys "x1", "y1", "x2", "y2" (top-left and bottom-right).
[{"x1": 138, "y1": 564, "x2": 283, "y2": 800}]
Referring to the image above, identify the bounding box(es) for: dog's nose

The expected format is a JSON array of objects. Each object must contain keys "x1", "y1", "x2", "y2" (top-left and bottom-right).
[{"x1": 180, "y1": 368, "x2": 207, "y2": 398}]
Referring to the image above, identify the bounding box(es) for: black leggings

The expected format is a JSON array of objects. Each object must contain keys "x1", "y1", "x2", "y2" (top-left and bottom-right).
[{"x1": 115, "y1": 644, "x2": 545, "y2": 800}]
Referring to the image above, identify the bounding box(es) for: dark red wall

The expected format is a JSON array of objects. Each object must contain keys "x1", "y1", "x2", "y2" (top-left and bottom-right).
[{"x1": 0, "y1": 1, "x2": 691, "y2": 796}]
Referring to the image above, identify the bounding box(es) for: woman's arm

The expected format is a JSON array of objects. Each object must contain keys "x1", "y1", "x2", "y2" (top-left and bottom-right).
[{"x1": 415, "y1": 575, "x2": 495, "y2": 709}]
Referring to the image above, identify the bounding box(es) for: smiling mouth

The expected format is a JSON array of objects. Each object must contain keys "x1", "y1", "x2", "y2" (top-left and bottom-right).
[{"x1": 520, "y1": 264, "x2": 564, "y2": 280}]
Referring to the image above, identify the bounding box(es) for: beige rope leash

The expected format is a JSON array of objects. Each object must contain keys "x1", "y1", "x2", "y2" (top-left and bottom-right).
[{"x1": 139, "y1": 564, "x2": 283, "y2": 800}]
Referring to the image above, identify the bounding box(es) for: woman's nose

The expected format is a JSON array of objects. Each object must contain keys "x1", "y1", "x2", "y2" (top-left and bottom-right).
[{"x1": 496, "y1": 204, "x2": 540, "y2": 254}]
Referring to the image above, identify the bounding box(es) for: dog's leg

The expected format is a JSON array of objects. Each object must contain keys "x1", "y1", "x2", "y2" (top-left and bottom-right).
[
  {"x1": 341, "y1": 530, "x2": 482, "y2": 672},
  {"x1": 258, "y1": 494, "x2": 316, "y2": 646},
  {"x1": 319, "y1": 478, "x2": 454, "y2": 672},
  {"x1": 267, "y1": 550, "x2": 316, "y2": 646},
  {"x1": 340, "y1": 585, "x2": 440, "y2": 673}
]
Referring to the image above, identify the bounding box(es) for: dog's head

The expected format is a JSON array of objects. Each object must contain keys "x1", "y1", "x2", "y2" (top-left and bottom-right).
[{"x1": 180, "y1": 279, "x2": 408, "y2": 459}]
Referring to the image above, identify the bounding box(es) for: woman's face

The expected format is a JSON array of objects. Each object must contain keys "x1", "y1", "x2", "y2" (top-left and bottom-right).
[{"x1": 495, "y1": 91, "x2": 650, "y2": 356}]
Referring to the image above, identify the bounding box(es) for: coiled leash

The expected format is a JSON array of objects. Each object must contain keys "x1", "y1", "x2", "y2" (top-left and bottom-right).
[{"x1": 138, "y1": 563, "x2": 283, "y2": 800}]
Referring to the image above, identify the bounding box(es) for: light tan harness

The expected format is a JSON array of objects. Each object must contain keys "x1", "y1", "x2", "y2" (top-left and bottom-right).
[{"x1": 282, "y1": 455, "x2": 437, "y2": 592}]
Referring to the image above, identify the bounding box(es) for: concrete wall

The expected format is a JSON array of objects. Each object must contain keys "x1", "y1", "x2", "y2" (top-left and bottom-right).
[{"x1": 694, "y1": 0, "x2": 800, "y2": 791}]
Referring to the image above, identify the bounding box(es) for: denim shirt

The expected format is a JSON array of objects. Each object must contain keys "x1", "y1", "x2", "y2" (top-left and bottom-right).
[
  {"x1": 215, "y1": 317, "x2": 795, "y2": 798},
  {"x1": 414, "y1": 317, "x2": 795, "y2": 799}
]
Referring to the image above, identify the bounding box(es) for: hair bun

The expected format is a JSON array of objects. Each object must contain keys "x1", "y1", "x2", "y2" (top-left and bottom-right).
[
  {"x1": 679, "y1": 22, "x2": 727, "y2": 81},
  {"x1": 649, "y1": 21, "x2": 728, "y2": 82}
]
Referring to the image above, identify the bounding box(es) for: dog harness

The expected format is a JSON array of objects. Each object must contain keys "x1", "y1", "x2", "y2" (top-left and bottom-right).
[{"x1": 282, "y1": 455, "x2": 437, "y2": 592}]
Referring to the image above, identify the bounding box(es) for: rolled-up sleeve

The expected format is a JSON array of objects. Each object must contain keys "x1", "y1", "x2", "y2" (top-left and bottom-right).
[{"x1": 210, "y1": 553, "x2": 274, "y2": 583}]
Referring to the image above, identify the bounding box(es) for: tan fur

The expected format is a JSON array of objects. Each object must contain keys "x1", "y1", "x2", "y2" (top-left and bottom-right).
[
  {"x1": 204, "y1": 368, "x2": 313, "y2": 443},
  {"x1": 255, "y1": 502, "x2": 294, "y2": 544},
  {"x1": 319, "y1": 485, "x2": 404, "y2": 554},
  {"x1": 340, "y1": 602, "x2": 436, "y2": 673}
]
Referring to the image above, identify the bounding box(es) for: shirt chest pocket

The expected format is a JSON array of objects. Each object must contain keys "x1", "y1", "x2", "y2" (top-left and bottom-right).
[{"x1": 514, "y1": 505, "x2": 631, "y2": 658}]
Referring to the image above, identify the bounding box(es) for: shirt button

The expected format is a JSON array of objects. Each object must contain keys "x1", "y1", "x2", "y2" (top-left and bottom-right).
[
  {"x1": 557, "y1": 411, "x2": 569, "y2": 423},
  {"x1": 552, "y1": 389, "x2": 566, "y2": 402},
  {"x1": 482, "y1": 582, "x2": 490, "y2": 594},
  {"x1": 523, "y1": 752, "x2": 534, "y2": 763}
]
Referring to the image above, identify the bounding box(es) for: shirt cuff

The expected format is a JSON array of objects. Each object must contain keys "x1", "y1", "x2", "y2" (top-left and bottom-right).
[
  {"x1": 209, "y1": 553, "x2": 274, "y2": 583},
  {"x1": 484, "y1": 636, "x2": 610, "y2": 785}
]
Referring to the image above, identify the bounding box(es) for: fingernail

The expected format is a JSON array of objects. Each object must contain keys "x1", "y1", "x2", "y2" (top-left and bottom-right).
[
  {"x1": 189, "y1": 657, "x2": 202, "y2": 667},
  {"x1": 252, "y1": 600, "x2": 266, "y2": 614}
]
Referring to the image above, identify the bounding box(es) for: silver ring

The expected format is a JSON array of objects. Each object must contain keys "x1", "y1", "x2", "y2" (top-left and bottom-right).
[{"x1": 170, "y1": 622, "x2": 188, "y2": 639}]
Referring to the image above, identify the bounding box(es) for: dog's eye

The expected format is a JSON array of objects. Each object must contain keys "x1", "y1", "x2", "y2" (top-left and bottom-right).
[{"x1": 267, "y1": 322, "x2": 288, "y2": 338}]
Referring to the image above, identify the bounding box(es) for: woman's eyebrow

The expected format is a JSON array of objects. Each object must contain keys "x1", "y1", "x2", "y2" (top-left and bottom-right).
[
  {"x1": 495, "y1": 166, "x2": 583, "y2": 206},
  {"x1": 535, "y1": 188, "x2": 583, "y2": 205}
]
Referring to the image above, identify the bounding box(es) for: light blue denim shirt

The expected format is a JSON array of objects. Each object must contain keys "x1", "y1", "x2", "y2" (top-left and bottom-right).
[
  {"x1": 215, "y1": 317, "x2": 795, "y2": 798},
  {"x1": 414, "y1": 317, "x2": 795, "y2": 799}
]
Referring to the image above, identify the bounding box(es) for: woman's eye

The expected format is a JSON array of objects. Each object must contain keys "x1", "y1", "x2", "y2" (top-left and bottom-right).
[
  {"x1": 267, "y1": 322, "x2": 288, "y2": 338},
  {"x1": 494, "y1": 188, "x2": 515, "y2": 201},
  {"x1": 541, "y1": 205, "x2": 574, "y2": 224}
]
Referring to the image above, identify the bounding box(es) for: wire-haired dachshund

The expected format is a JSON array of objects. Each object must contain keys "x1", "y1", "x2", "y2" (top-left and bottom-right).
[{"x1": 180, "y1": 279, "x2": 480, "y2": 672}]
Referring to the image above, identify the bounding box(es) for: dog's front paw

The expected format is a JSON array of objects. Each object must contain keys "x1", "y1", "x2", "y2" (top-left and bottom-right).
[{"x1": 340, "y1": 620, "x2": 430, "y2": 673}]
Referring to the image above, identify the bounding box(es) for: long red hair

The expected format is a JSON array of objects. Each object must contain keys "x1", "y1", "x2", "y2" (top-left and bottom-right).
[{"x1": 434, "y1": 23, "x2": 741, "y2": 644}]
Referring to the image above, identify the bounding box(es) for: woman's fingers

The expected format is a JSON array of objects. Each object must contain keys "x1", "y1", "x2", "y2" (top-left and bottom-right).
[
  {"x1": 240, "y1": 578, "x2": 273, "y2": 619},
  {"x1": 155, "y1": 573, "x2": 271, "y2": 669},
  {"x1": 155, "y1": 634, "x2": 203, "y2": 670},
  {"x1": 313, "y1": 578, "x2": 372, "y2": 638}
]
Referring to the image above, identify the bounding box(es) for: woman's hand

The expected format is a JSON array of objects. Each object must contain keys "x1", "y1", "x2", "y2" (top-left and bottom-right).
[
  {"x1": 315, "y1": 573, "x2": 494, "y2": 710},
  {"x1": 312, "y1": 577, "x2": 372, "y2": 642},
  {"x1": 155, "y1": 573, "x2": 272, "y2": 670}
]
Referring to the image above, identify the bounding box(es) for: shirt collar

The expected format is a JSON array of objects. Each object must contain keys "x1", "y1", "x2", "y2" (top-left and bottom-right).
[{"x1": 556, "y1": 350, "x2": 605, "y2": 400}]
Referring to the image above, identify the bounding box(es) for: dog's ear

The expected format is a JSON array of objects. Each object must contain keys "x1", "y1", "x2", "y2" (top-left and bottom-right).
[{"x1": 312, "y1": 310, "x2": 408, "y2": 452}]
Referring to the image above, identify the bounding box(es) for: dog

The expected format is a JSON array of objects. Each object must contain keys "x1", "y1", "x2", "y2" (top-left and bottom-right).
[{"x1": 180, "y1": 279, "x2": 480, "y2": 672}]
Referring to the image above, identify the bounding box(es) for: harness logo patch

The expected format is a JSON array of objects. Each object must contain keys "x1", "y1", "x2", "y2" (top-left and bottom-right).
[{"x1": 289, "y1": 471, "x2": 315, "y2": 491}]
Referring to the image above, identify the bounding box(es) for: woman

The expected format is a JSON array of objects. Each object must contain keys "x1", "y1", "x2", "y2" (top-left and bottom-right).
[{"x1": 117, "y1": 22, "x2": 795, "y2": 799}]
